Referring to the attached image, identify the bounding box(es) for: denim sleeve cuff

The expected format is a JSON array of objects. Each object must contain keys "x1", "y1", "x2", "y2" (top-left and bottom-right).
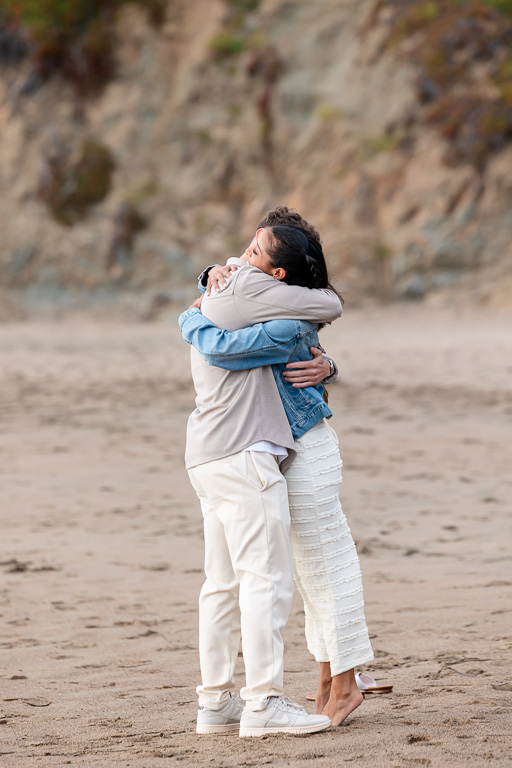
[
  {"x1": 197, "y1": 264, "x2": 220, "y2": 287},
  {"x1": 178, "y1": 307, "x2": 200, "y2": 329}
]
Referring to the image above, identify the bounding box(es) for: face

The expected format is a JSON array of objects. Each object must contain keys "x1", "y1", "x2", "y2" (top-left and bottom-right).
[
  {"x1": 244, "y1": 228, "x2": 273, "y2": 274},
  {"x1": 242, "y1": 228, "x2": 286, "y2": 279}
]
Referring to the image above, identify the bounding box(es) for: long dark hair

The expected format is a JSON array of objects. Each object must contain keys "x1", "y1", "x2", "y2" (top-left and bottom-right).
[{"x1": 267, "y1": 225, "x2": 340, "y2": 298}]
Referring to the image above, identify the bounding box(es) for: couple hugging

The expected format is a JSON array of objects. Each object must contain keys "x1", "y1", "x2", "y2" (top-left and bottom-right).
[{"x1": 179, "y1": 206, "x2": 374, "y2": 738}]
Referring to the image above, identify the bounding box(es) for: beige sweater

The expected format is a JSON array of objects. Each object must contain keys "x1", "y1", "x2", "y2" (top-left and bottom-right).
[{"x1": 185, "y1": 260, "x2": 342, "y2": 470}]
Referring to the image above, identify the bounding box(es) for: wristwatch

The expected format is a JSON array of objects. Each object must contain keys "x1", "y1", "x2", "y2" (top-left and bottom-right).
[{"x1": 322, "y1": 355, "x2": 338, "y2": 384}]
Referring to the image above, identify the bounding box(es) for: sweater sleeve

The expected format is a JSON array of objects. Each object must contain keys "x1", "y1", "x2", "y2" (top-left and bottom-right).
[{"x1": 232, "y1": 267, "x2": 342, "y2": 325}]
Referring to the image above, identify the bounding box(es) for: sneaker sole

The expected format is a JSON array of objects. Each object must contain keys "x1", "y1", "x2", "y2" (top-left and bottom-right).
[
  {"x1": 239, "y1": 720, "x2": 331, "y2": 738},
  {"x1": 196, "y1": 722, "x2": 240, "y2": 734}
]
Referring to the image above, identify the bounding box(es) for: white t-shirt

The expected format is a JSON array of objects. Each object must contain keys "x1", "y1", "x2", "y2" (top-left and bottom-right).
[{"x1": 244, "y1": 440, "x2": 289, "y2": 460}]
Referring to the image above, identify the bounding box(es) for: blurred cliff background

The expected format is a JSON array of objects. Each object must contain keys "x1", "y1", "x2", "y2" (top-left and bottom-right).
[{"x1": 1, "y1": 0, "x2": 512, "y2": 320}]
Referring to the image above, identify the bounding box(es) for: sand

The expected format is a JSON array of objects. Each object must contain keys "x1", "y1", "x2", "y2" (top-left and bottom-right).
[{"x1": 1, "y1": 305, "x2": 511, "y2": 767}]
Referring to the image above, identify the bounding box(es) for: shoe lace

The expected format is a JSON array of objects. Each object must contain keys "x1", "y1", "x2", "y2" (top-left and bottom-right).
[
  {"x1": 276, "y1": 696, "x2": 306, "y2": 714},
  {"x1": 229, "y1": 693, "x2": 244, "y2": 708}
]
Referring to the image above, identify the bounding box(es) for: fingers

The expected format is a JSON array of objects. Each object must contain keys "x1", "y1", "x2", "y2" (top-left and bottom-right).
[
  {"x1": 283, "y1": 367, "x2": 318, "y2": 386},
  {"x1": 283, "y1": 367, "x2": 325, "y2": 384},
  {"x1": 284, "y1": 360, "x2": 325, "y2": 387},
  {"x1": 207, "y1": 270, "x2": 223, "y2": 295},
  {"x1": 285, "y1": 360, "x2": 316, "y2": 370},
  {"x1": 283, "y1": 371, "x2": 320, "y2": 383},
  {"x1": 207, "y1": 279, "x2": 223, "y2": 295},
  {"x1": 283, "y1": 347, "x2": 331, "y2": 387},
  {"x1": 286, "y1": 354, "x2": 330, "y2": 377},
  {"x1": 207, "y1": 277, "x2": 224, "y2": 295},
  {"x1": 284, "y1": 364, "x2": 323, "y2": 377},
  {"x1": 206, "y1": 266, "x2": 238, "y2": 295},
  {"x1": 283, "y1": 367, "x2": 318, "y2": 378},
  {"x1": 286, "y1": 350, "x2": 322, "y2": 370}
]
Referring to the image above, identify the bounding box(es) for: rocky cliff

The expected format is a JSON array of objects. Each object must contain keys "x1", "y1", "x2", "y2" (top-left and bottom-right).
[{"x1": 1, "y1": 0, "x2": 512, "y2": 318}]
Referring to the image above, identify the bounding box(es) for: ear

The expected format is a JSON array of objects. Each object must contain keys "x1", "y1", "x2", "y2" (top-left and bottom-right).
[{"x1": 273, "y1": 268, "x2": 287, "y2": 281}]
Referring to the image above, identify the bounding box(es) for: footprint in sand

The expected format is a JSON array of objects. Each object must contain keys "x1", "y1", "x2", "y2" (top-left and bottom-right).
[{"x1": 492, "y1": 682, "x2": 512, "y2": 691}]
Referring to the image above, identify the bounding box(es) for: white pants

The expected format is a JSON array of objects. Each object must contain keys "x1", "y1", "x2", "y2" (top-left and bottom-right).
[
  {"x1": 284, "y1": 420, "x2": 374, "y2": 676},
  {"x1": 188, "y1": 450, "x2": 294, "y2": 711}
]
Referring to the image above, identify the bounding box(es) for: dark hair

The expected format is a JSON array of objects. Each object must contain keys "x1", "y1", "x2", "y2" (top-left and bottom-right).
[
  {"x1": 267, "y1": 225, "x2": 337, "y2": 296},
  {"x1": 257, "y1": 205, "x2": 321, "y2": 244}
]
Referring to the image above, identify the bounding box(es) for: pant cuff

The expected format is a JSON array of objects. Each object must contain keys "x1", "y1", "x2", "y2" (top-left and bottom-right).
[{"x1": 197, "y1": 692, "x2": 231, "y2": 711}]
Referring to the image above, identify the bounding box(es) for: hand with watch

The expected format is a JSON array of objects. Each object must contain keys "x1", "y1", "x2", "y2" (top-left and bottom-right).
[{"x1": 283, "y1": 346, "x2": 338, "y2": 388}]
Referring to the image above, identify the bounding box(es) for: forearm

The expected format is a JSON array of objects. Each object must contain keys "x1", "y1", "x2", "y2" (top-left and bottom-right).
[
  {"x1": 179, "y1": 308, "x2": 293, "y2": 368},
  {"x1": 234, "y1": 270, "x2": 342, "y2": 326}
]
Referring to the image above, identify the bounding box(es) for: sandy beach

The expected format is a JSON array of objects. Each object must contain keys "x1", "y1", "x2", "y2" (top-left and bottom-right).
[{"x1": 1, "y1": 305, "x2": 511, "y2": 767}]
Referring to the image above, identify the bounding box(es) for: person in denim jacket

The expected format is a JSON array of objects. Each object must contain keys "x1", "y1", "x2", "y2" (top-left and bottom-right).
[{"x1": 180, "y1": 219, "x2": 374, "y2": 727}]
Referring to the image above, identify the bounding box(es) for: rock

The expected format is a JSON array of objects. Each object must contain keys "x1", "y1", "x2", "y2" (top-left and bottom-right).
[{"x1": 8, "y1": 245, "x2": 35, "y2": 276}]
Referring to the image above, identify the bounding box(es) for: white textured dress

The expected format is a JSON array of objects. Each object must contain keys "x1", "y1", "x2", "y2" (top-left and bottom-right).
[{"x1": 284, "y1": 419, "x2": 374, "y2": 675}]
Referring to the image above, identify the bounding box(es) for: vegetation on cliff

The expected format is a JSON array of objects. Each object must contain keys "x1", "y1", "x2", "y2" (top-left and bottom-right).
[
  {"x1": 0, "y1": 0, "x2": 165, "y2": 99},
  {"x1": 37, "y1": 138, "x2": 115, "y2": 225},
  {"x1": 374, "y1": 0, "x2": 512, "y2": 169}
]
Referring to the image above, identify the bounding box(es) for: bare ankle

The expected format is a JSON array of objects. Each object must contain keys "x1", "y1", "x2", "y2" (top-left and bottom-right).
[
  {"x1": 319, "y1": 662, "x2": 332, "y2": 686},
  {"x1": 330, "y1": 669, "x2": 357, "y2": 696},
  {"x1": 315, "y1": 677, "x2": 332, "y2": 714}
]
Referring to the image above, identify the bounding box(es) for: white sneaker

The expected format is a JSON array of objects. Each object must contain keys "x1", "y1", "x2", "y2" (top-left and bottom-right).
[
  {"x1": 196, "y1": 693, "x2": 244, "y2": 734},
  {"x1": 239, "y1": 696, "x2": 331, "y2": 737}
]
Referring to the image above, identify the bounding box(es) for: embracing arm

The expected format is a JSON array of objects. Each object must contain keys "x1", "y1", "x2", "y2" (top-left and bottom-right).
[
  {"x1": 232, "y1": 266, "x2": 342, "y2": 326},
  {"x1": 179, "y1": 308, "x2": 299, "y2": 369},
  {"x1": 179, "y1": 309, "x2": 336, "y2": 385}
]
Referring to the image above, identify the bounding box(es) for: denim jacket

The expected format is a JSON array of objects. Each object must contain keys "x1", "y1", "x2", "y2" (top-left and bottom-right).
[{"x1": 179, "y1": 308, "x2": 332, "y2": 440}]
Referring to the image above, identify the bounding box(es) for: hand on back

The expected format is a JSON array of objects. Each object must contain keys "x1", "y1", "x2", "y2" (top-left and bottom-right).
[
  {"x1": 283, "y1": 347, "x2": 331, "y2": 388},
  {"x1": 207, "y1": 265, "x2": 239, "y2": 295}
]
